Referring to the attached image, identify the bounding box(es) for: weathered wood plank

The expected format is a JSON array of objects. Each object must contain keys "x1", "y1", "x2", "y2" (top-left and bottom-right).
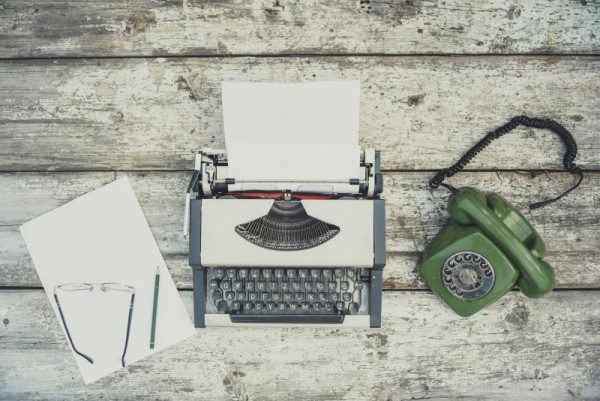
[
  {"x1": 1, "y1": 171, "x2": 598, "y2": 289},
  {"x1": 1, "y1": 56, "x2": 599, "y2": 171},
  {"x1": 0, "y1": 0, "x2": 598, "y2": 58},
  {"x1": 0, "y1": 290, "x2": 598, "y2": 400}
]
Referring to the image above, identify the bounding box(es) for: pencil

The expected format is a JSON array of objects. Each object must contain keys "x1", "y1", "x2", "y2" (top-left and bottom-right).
[{"x1": 150, "y1": 265, "x2": 160, "y2": 349}]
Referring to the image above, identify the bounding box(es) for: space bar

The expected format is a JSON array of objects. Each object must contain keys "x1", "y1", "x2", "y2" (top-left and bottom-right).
[{"x1": 230, "y1": 314, "x2": 345, "y2": 324}]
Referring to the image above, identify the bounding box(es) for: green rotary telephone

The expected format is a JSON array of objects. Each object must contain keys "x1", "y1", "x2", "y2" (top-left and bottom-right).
[{"x1": 418, "y1": 116, "x2": 583, "y2": 317}]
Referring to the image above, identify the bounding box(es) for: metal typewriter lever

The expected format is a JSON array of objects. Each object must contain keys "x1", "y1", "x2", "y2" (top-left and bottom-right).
[{"x1": 230, "y1": 314, "x2": 345, "y2": 324}]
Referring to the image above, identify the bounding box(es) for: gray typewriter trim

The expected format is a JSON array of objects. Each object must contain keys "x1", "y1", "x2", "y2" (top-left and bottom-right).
[
  {"x1": 370, "y1": 150, "x2": 384, "y2": 328},
  {"x1": 192, "y1": 269, "x2": 206, "y2": 328},
  {"x1": 189, "y1": 199, "x2": 205, "y2": 328},
  {"x1": 189, "y1": 199, "x2": 202, "y2": 267},
  {"x1": 372, "y1": 149, "x2": 385, "y2": 268},
  {"x1": 369, "y1": 270, "x2": 383, "y2": 328},
  {"x1": 370, "y1": 200, "x2": 385, "y2": 328},
  {"x1": 373, "y1": 200, "x2": 386, "y2": 269}
]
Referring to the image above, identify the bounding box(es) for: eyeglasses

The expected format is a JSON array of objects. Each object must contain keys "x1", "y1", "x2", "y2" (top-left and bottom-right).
[{"x1": 53, "y1": 282, "x2": 135, "y2": 367}]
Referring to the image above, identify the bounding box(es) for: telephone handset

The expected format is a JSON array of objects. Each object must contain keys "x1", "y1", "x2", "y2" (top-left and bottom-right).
[
  {"x1": 484, "y1": 191, "x2": 553, "y2": 297},
  {"x1": 419, "y1": 116, "x2": 583, "y2": 316}
]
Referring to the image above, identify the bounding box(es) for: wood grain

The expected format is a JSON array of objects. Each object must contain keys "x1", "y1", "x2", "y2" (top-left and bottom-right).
[
  {"x1": 2, "y1": 171, "x2": 598, "y2": 289},
  {"x1": 0, "y1": 0, "x2": 598, "y2": 58},
  {"x1": 0, "y1": 289, "x2": 598, "y2": 400},
  {"x1": 2, "y1": 0, "x2": 599, "y2": 398},
  {"x1": 1, "y1": 56, "x2": 599, "y2": 171}
]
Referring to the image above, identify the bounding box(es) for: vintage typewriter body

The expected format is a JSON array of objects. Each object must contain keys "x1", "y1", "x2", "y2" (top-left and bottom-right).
[{"x1": 186, "y1": 148, "x2": 385, "y2": 327}]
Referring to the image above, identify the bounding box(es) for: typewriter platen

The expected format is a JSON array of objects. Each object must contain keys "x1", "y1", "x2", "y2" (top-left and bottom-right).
[{"x1": 186, "y1": 148, "x2": 385, "y2": 327}]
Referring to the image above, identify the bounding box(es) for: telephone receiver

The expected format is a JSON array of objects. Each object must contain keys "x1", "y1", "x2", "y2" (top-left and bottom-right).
[{"x1": 418, "y1": 187, "x2": 555, "y2": 317}]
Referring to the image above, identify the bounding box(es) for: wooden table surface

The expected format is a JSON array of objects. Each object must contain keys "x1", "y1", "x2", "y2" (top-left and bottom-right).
[{"x1": 1, "y1": 1, "x2": 599, "y2": 400}]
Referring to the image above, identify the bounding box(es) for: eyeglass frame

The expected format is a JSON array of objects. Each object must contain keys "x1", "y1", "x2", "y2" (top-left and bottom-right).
[{"x1": 53, "y1": 282, "x2": 136, "y2": 368}]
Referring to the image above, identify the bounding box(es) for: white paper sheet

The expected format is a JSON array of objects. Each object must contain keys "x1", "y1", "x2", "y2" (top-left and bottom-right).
[
  {"x1": 20, "y1": 177, "x2": 196, "y2": 384},
  {"x1": 222, "y1": 81, "x2": 361, "y2": 182}
]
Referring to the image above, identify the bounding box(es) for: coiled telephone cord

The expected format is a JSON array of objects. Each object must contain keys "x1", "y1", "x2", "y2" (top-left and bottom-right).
[{"x1": 428, "y1": 116, "x2": 584, "y2": 209}]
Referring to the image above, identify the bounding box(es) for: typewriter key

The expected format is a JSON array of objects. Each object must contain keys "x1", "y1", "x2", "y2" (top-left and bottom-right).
[{"x1": 216, "y1": 300, "x2": 228, "y2": 313}]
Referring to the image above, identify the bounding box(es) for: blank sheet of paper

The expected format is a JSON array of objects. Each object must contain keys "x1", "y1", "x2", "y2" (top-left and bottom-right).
[
  {"x1": 20, "y1": 177, "x2": 196, "y2": 384},
  {"x1": 222, "y1": 81, "x2": 361, "y2": 182}
]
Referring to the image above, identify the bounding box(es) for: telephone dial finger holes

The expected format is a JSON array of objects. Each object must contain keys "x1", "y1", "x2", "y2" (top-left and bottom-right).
[{"x1": 442, "y1": 252, "x2": 495, "y2": 300}]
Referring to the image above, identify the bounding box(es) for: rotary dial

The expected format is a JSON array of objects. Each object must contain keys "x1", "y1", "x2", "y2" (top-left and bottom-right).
[{"x1": 442, "y1": 252, "x2": 495, "y2": 300}]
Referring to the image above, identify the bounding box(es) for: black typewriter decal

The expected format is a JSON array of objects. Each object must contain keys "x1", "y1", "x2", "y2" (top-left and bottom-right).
[{"x1": 235, "y1": 200, "x2": 340, "y2": 251}]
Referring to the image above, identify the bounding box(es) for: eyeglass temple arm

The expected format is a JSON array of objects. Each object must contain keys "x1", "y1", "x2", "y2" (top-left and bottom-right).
[
  {"x1": 53, "y1": 293, "x2": 94, "y2": 364},
  {"x1": 121, "y1": 293, "x2": 135, "y2": 368}
]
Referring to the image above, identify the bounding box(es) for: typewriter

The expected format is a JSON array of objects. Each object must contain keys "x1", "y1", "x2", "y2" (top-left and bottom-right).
[{"x1": 185, "y1": 148, "x2": 385, "y2": 327}]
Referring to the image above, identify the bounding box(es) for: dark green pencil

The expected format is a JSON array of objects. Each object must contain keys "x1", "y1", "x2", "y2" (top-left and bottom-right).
[{"x1": 150, "y1": 266, "x2": 160, "y2": 349}]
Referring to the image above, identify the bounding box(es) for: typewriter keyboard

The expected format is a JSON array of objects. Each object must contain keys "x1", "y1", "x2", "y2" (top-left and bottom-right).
[{"x1": 205, "y1": 268, "x2": 370, "y2": 318}]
